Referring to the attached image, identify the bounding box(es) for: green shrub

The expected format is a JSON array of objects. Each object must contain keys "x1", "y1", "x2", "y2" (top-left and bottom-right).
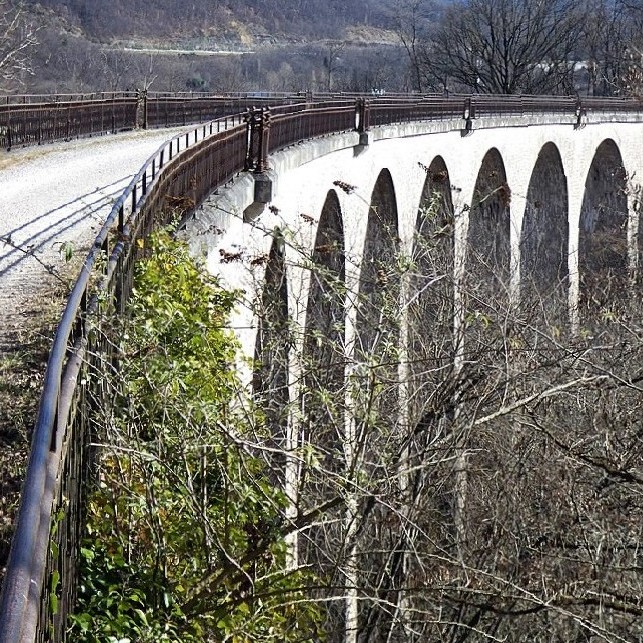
[{"x1": 70, "y1": 230, "x2": 322, "y2": 642}]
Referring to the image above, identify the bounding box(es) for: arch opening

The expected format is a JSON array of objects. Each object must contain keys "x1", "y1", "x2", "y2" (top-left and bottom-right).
[
  {"x1": 253, "y1": 235, "x2": 290, "y2": 476},
  {"x1": 354, "y1": 168, "x2": 402, "y2": 639},
  {"x1": 409, "y1": 156, "x2": 455, "y2": 430},
  {"x1": 578, "y1": 139, "x2": 629, "y2": 320},
  {"x1": 299, "y1": 191, "x2": 347, "y2": 627},
  {"x1": 393, "y1": 157, "x2": 459, "y2": 641},
  {"x1": 467, "y1": 148, "x2": 511, "y2": 305},
  {"x1": 302, "y1": 189, "x2": 346, "y2": 437},
  {"x1": 520, "y1": 142, "x2": 569, "y2": 325},
  {"x1": 356, "y1": 169, "x2": 401, "y2": 360}
]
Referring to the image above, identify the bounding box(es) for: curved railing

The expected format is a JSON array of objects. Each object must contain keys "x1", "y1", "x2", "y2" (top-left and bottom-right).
[
  {"x1": 1, "y1": 93, "x2": 643, "y2": 642},
  {"x1": 0, "y1": 112, "x2": 250, "y2": 642},
  {"x1": 0, "y1": 92, "x2": 139, "y2": 148},
  {"x1": 3, "y1": 90, "x2": 643, "y2": 150}
]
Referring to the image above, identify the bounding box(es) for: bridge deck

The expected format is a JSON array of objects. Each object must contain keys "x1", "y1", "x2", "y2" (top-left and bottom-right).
[{"x1": 0, "y1": 127, "x2": 188, "y2": 355}]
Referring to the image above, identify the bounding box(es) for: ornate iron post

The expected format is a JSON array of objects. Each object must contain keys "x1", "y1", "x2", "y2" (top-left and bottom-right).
[
  {"x1": 356, "y1": 97, "x2": 370, "y2": 133},
  {"x1": 245, "y1": 107, "x2": 271, "y2": 173}
]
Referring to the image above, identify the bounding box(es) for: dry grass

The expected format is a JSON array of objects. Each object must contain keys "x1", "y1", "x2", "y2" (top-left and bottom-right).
[{"x1": 0, "y1": 147, "x2": 60, "y2": 172}]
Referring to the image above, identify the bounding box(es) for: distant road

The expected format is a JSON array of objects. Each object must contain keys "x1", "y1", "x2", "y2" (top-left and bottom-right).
[
  {"x1": 0, "y1": 126, "x2": 188, "y2": 351},
  {"x1": 120, "y1": 47, "x2": 252, "y2": 56}
]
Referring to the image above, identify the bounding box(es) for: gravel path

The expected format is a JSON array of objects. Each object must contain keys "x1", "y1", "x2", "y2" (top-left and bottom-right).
[{"x1": 0, "y1": 127, "x2": 188, "y2": 353}]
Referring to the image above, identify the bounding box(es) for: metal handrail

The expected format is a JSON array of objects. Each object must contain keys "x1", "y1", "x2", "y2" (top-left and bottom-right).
[{"x1": 1, "y1": 93, "x2": 643, "y2": 642}]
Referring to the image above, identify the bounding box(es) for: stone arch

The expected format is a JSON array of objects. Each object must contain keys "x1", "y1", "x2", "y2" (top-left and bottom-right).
[
  {"x1": 520, "y1": 142, "x2": 569, "y2": 322},
  {"x1": 409, "y1": 156, "x2": 454, "y2": 429},
  {"x1": 398, "y1": 157, "x2": 457, "y2": 642},
  {"x1": 462, "y1": 149, "x2": 511, "y2": 463},
  {"x1": 303, "y1": 190, "x2": 345, "y2": 402},
  {"x1": 356, "y1": 168, "x2": 400, "y2": 358},
  {"x1": 253, "y1": 234, "x2": 290, "y2": 471},
  {"x1": 467, "y1": 148, "x2": 511, "y2": 298},
  {"x1": 300, "y1": 190, "x2": 346, "y2": 632},
  {"x1": 301, "y1": 189, "x2": 346, "y2": 465},
  {"x1": 353, "y1": 169, "x2": 404, "y2": 639},
  {"x1": 578, "y1": 139, "x2": 628, "y2": 318}
]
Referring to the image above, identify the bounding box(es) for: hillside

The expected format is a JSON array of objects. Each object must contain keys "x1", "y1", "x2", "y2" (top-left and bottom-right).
[
  {"x1": 28, "y1": 0, "x2": 404, "y2": 45},
  {"x1": 14, "y1": 0, "x2": 437, "y2": 94}
]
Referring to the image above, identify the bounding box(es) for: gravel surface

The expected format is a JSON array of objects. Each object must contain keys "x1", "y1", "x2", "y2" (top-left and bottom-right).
[{"x1": 0, "y1": 127, "x2": 188, "y2": 353}]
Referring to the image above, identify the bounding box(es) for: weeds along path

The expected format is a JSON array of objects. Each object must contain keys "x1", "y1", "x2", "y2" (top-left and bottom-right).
[{"x1": 0, "y1": 126, "x2": 190, "y2": 579}]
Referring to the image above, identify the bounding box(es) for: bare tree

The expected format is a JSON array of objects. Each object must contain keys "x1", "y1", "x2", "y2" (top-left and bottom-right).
[
  {"x1": 612, "y1": 0, "x2": 643, "y2": 95},
  {"x1": 323, "y1": 40, "x2": 345, "y2": 92},
  {"x1": 132, "y1": 52, "x2": 157, "y2": 91},
  {"x1": 243, "y1": 163, "x2": 643, "y2": 641},
  {"x1": 78, "y1": 166, "x2": 643, "y2": 641},
  {"x1": 392, "y1": 0, "x2": 435, "y2": 92},
  {"x1": 0, "y1": 0, "x2": 38, "y2": 91},
  {"x1": 582, "y1": 0, "x2": 627, "y2": 95},
  {"x1": 577, "y1": 0, "x2": 643, "y2": 96},
  {"x1": 99, "y1": 49, "x2": 133, "y2": 91},
  {"x1": 430, "y1": 0, "x2": 583, "y2": 94}
]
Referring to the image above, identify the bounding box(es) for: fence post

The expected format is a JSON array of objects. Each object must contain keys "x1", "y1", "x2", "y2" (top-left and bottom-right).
[
  {"x1": 243, "y1": 108, "x2": 273, "y2": 212},
  {"x1": 256, "y1": 108, "x2": 271, "y2": 173},
  {"x1": 463, "y1": 97, "x2": 473, "y2": 134},
  {"x1": 245, "y1": 107, "x2": 272, "y2": 172},
  {"x1": 6, "y1": 105, "x2": 12, "y2": 150},
  {"x1": 355, "y1": 98, "x2": 372, "y2": 146},
  {"x1": 136, "y1": 90, "x2": 148, "y2": 129},
  {"x1": 356, "y1": 98, "x2": 370, "y2": 133}
]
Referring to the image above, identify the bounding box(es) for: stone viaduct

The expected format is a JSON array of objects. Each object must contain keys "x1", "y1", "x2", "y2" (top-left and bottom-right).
[
  {"x1": 186, "y1": 111, "x2": 642, "y2": 399},
  {"x1": 3, "y1": 96, "x2": 643, "y2": 643}
]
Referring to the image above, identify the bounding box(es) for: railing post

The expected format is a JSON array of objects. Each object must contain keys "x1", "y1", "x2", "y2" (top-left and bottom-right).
[
  {"x1": 4, "y1": 103, "x2": 11, "y2": 150},
  {"x1": 463, "y1": 97, "x2": 473, "y2": 134},
  {"x1": 256, "y1": 108, "x2": 271, "y2": 173},
  {"x1": 356, "y1": 98, "x2": 370, "y2": 133},
  {"x1": 245, "y1": 107, "x2": 271, "y2": 172},
  {"x1": 243, "y1": 107, "x2": 273, "y2": 211},
  {"x1": 137, "y1": 89, "x2": 148, "y2": 129},
  {"x1": 574, "y1": 99, "x2": 586, "y2": 130}
]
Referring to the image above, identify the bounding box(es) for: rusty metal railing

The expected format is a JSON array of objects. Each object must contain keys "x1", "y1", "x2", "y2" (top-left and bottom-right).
[
  {"x1": 0, "y1": 93, "x2": 139, "y2": 148},
  {"x1": 0, "y1": 91, "x2": 314, "y2": 149},
  {"x1": 143, "y1": 93, "x2": 308, "y2": 129},
  {"x1": 1, "y1": 93, "x2": 643, "y2": 642},
  {"x1": 4, "y1": 91, "x2": 642, "y2": 151}
]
